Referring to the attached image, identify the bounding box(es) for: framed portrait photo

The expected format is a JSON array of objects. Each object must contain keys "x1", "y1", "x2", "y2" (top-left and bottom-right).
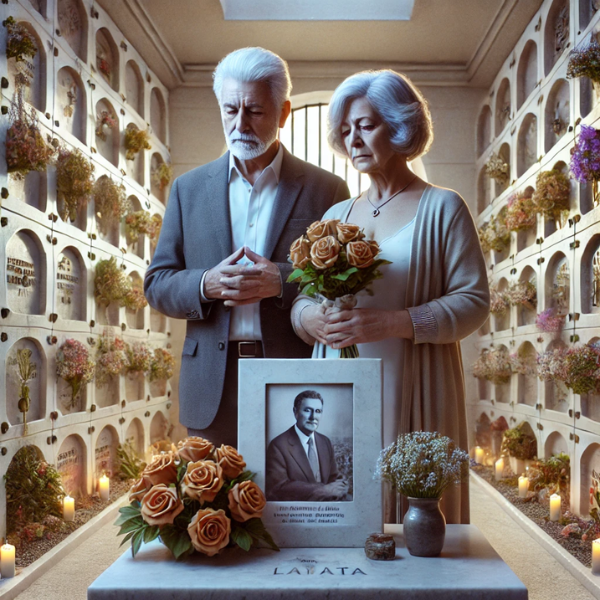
[{"x1": 238, "y1": 358, "x2": 383, "y2": 548}]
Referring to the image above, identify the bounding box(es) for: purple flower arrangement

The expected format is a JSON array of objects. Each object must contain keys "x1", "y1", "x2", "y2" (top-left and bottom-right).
[
  {"x1": 566, "y1": 38, "x2": 600, "y2": 83},
  {"x1": 570, "y1": 124, "x2": 600, "y2": 206},
  {"x1": 536, "y1": 307, "x2": 566, "y2": 333}
]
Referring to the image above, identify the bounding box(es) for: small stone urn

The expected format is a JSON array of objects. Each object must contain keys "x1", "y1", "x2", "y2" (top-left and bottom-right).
[{"x1": 403, "y1": 497, "x2": 446, "y2": 557}]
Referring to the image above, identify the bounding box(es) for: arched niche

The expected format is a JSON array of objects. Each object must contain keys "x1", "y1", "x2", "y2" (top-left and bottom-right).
[
  {"x1": 496, "y1": 143, "x2": 511, "y2": 196},
  {"x1": 494, "y1": 206, "x2": 510, "y2": 264},
  {"x1": 580, "y1": 443, "x2": 600, "y2": 515},
  {"x1": 544, "y1": 431, "x2": 569, "y2": 458},
  {"x1": 7, "y1": 22, "x2": 46, "y2": 112},
  {"x1": 546, "y1": 251, "x2": 570, "y2": 313},
  {"x1": 517, "y1": 114, "x2": 537, "y2": 177},
  {"x1": 5, "y1": 337, "x2": 45, "y2": 426},
  {"x1": 580, "y1": 0, "x2": 598, "y2": 30},
  {"x1": 124, "y1": 122, "x2": 145, "y2": 185},
  {"x1": 494, "y1": 344, "x2": 511, "y2": 404},
  {"x1": 29, "y1": 0, "x2": 47, "y2": 17},
  {"x1": 478, "y1": 376, "x2": 490, "y2": 402},
  {"x1": 581, "y1": 73, "x2": 594, "y2": 119},
  {"x1": 494, "y1": 277, "x2": 510, "y2": 332},
  {"x1": 95, "y1": 28, "x2": 119, "y2": 91},
  {"x1": 545, "y1": 79, "x2": 570, "y2": 152},
  {"x1": 580, "y1": 179, "x2": 596, "y2": 215},
  {"x1": 6, "y1": 230, "x2": 46, "y2": 315},
  {"x1": 150, "y1": 214, "x2": 162, "y2": 259},
  {"x1": 126, "y1": 196, "x2": 145, "y2": 259},
  {"x1": 95, "y1": 99, "x2": 119, "y2": 166},
  {"x1": 150, "y1": 153, "x2": 167, "y2": 203},
  {"x1": 95, "y1": 425, "x2": 119, "y2": 479},
  {"x1": 475, "y1": 412, "x2": 492, "y2": 451},
  {"x1": 544, "y1": 338, "x2": 569, "y2": 412},
  {"x1": 8, "y1": 170, "x2": 47, "y2": 214},
  {"x1": 125, "y1": 60, "x2": 144, "y2": 117},
  {"x1": 516, "y1": 186, "x2": 537, "y2": 252},
  {"x1": 150, "y1": 411, "x2": 169, "y2": 444},
  {"x1": 581, "y1": 336, "x2": 600, "y2": 420},
  {"x1": 150, "y1": 88, "x2": 166, "y2": 143},
  {"x1": 96, "y1": 297, "x2": 120, "y2": 328},
  {"x1": 495, "y1": 78, "x2": 511, "y2": 134},
  {"x1": 57, "y1": 434, "x2": 86, "y2": 497},
  {"x1": 516, "y1": 341, "x2": 538, "y2": 406},
  {"x1": 517, "y1": 265, "x2": 537, "y2": 326},
  {"x1": 125, "y1": 418, "x2": 145, "y2": 455},
  {"x1": 477, "y1": 166, "x2": 491, "y2": 214},
  {"x1": 94, "y1": 175, "x2": 120, "y2": 247},
  {"x1": 55, "y1": 246, "x2": 86, "y2": 322},
  {"x1": 125, "y1": 347, "x2": 146, "y2": 402},
  {"x1": 544, "y1": 0, "x2": 570, "y2": 76},
  {"x1": 57, "y1": 66, "x2": 86, "y2": 143},
  {"x1": 57, "y1": 342, "x2": 88, "y2": 415},
  {"x1": 517, "y1": 40, "x2": 538, "y2": 109},
  {"x1": 581, "y1": 236, "x2": 600, "y2": 314},
  {"x1": 95, "y1": 371, "x2": 120, "y2": 409},
  {"x1": 477, "y1": 105, "x2": 492, "y2": 157},
  {"x1": 126, "y1": 271, "x2": 145, "y2": 330},
  {"x1": 57, "y1": 0, "x2": 88, "y2": 61},
  {"x1": 544, "y1": 160, "x2": 571, "y2": 237}
]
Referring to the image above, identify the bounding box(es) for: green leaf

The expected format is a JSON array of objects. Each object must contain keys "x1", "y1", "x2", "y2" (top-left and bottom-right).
[
  {"x1": 115, "y1": 511, "x2": 143, "y2": 527},
  {"x1": 131, "y1": 529, "x2": 144, "y2": 558},
  {"x1": 143, "y1": 525, "x2": 160, "y2": 544},
  {"x1": 117, "y1": 504, "x2": 142, "y2": 518},
  {"x1": 177, "y1": 460, "x2": 188, "y2": 484},
  {"x1": 160, "y1": 526, "x2": 193, "y2": 560},
  {"x1": 286, "y1": 268, "x2": 304, "y2": 283},
  {"x1": 118, "y1": 518, "x2": 145, "y2": 535},
  {"x1": 119, "y1": 530, "x2": 136, "y2": 547},
  {"x1": 331, "y1": 267, "x2": 358, "y2": 281},
  {"x1": 231, "y1": 526, "x2": 253, "y2": 552},
  {"x1": 244, "y1": 519, "x2": 280, "y2": 551}
]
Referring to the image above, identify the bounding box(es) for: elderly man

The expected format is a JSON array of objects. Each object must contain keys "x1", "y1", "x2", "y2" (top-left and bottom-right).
[
  {"x1": 144, "y1": 47, "x2": 349, "y2": 445},
  {"x1": 266, "y1": 390, "x2": 349, "y2": 502}
]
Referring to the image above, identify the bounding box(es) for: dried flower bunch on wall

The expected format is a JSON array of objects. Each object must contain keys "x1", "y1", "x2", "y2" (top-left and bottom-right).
[
  {"x1": 472, "y1": 347, "x2": 512, "y2": 385},
  {"x1": 567, "y1": 38, "x2": 600, "y2": 83},
  {"x1": 501, "y1": 422, "x2": 537, "y2": 461},
  {"x1": 94, "y1": 257, "x2": 131, "y2": 307},
  {"x1": 505, "y1": 190, "x2": 537, "y2": 232},
  {"x1": 95, "y1": 110, "x2": 117, "y2": 141},
  {"x1": 125, "y1": 211, "x2": 161, "y2": 244},
  {"x1": 56, "y1": 148, "x2": 95, "y2": 222},
  {"x1": 95, "y1": 331, "x2": 128, "y2": 386},
  {"x1": 93, "y1": 177, "x2": 130, "y2": 233},
  {"x1": 536, "y1": 307, "x2": 566, "y2": 332},
  {"x1": 149, "y1": 348, "x2": 175, "y2": 382},
  {"x1": 490, "y1": 285, "x2": 510, "y2": 315},
  {"x1": 151, "y1": 162, "x2": 173, "y2": 191},
  {"x1": 507, "y1": 280, "x2": 537, "y2": 311},
  {"x1": 123, "y1": 282, "x2": 148, "y2": 312},
  {"x1": 125, "y1": 342, "x2": 153, "y2": 375},
  {"x1": 531, "y1": 169, "x2": 571, "y2": 222},
  {"x1": 485, "y1": 152, "x2": 509, "y2": 185},
  {"x1": 478, "y1": 212, "x2": 510, "y2": 253},
  {"x1": 509, "y1": 349, "x2": 536, "y2": 376},
  {"x1": 56, "y1": 339, "x2": 95, "y2": 407},
  {"x1": 124, "y1": 125, "x2": 151, "y2": 160},
  {"x1": 5, "y1": 16, "x2": 37, "y2": 63}
]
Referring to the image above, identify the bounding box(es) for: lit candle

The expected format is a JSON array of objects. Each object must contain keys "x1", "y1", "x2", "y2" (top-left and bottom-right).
[
  {"x1": 99, "y1": 475, "x2": 110, "y2": 501},
  {"x1": 518, "y1": 476, "x2": 529, "y2": 498},
  {"x1": 592, "y1": 539, "x2": 600, "y2": 575},
  {"x1": 474, "y1": 446, "x2": 484, "y2": 464},
  {"x1": 63, "y1": 495, "x2": 75, "y2": 522},
  {"x1": 494, "y1": 458, "x2": 504, "y2": 482},
  {"x1": 549, "y1": 493, "x2": 561, "y2": 521},
  {"x1": 1, "y1": 543, "x2": 15, "y2": 578}
]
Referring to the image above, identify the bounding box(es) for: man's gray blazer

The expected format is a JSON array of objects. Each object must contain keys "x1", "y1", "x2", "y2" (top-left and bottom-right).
[{"x1": 144, "y1": 147, "x2": 350, "y2": 429}]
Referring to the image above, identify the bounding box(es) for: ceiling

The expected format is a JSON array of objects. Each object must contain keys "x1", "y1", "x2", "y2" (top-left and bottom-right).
[{"x1": 98, "y1": 0, "x2": 543, "y2": 89}]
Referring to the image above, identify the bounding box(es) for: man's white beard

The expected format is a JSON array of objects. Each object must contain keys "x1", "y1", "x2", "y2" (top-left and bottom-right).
[{"x1": 226, "y1": 126, "x2": 279, "y2": 160}]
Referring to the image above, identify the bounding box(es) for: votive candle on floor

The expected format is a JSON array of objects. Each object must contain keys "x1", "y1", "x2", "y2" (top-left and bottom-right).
[
  {"x1": 518, "y1": 476, "x2": 529, "y2": 498},
  {"x1": 1, "y1": 543, "x2": 15, "y2": 578},
  {"x1": 592, "y1": 539, "x2": 600, "y2": 575},
  {"x1": 63, "y1": 495, "x2": 75, "y2": 522},
  {"x1": 474, "y1": 446, "x2": 484, "y2": 464},
  {"x1": 549, "y1": 493, "x2": 561, "y2": 521},
  {"x1": 495, "y1": 458, "x2": 504, "y2": 481},
  {"x1": 99, "y1": 475, "x2": 110, "y2": 501}
]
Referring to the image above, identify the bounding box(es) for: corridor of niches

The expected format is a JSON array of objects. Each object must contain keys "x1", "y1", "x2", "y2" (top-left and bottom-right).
[{"x1": 1, "y1": 0, "x2": 600, "y2": 598}]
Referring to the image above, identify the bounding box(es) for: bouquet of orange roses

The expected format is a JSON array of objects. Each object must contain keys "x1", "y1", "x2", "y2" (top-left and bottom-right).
[
  {"x1": 115, "y1": 437, "x2": 278, "y2": 559},
  {"x1": 287, "y1": 219, "x2": 391, "y2": 358}
]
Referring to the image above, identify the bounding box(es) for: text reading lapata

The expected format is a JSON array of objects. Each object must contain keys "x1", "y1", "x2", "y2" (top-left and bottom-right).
[{"x1": 273, "y1": 566, "x2": 367, "y2": 575}]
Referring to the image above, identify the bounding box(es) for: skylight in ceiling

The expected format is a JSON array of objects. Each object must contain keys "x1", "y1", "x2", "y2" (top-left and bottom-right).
[{"x1": 219, "y1": 0, "x2": 414, "y2": 21}]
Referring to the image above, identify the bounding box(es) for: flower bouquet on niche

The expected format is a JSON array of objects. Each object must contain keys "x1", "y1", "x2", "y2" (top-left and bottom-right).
[
  {"x1": 115, "y1": 437, "x2": 278, "y2": 559},
  {"x1": 287, "y1": 219, "x2": 391, "y2": 358}
]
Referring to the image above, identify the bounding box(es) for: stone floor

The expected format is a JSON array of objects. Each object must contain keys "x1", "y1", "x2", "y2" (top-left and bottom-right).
[{"x1": 11, "y1": 483, "x2": 599, "y2": 600}]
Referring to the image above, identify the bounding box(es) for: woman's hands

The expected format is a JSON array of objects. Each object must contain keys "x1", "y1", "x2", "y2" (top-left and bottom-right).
[
  {"x1": 323, "y1": 307, "x2": 413, "y2": 348},
  {"x1": 298, "y1": 303, "x2": 329, "y2": 345}
]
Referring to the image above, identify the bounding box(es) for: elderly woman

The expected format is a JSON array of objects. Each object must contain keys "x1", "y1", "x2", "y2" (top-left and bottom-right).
[{"x1": 291, "y1": 70, "x2": 489, "y2": 524}]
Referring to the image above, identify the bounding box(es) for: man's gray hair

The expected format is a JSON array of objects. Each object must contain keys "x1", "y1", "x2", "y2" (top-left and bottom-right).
[
  {"x1": 213, "y1": 47, "x2": 292, "y2": 109},
  {"x1": 327, "y1": 70, "x2": 433, "y2": 161}
]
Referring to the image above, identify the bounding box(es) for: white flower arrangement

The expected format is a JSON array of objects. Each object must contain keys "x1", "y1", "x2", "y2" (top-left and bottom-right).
[{"x1": 375, "y1": 431, "x2": 469, "y2": 498}]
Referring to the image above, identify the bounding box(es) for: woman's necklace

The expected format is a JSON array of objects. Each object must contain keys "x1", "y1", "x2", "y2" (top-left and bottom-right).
[{"x1": 366, "y1": 176, "x2": 417, "y2": 217}]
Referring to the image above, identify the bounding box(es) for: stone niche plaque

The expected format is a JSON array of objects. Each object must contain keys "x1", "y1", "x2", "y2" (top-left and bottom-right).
[
  {"x1": 150, "y1": 88, "x2": 166, "y2": 143},
  {"x1": 96, "y1": 28, "x2": 118, "y2": 91},
  {"x1": 95, "y1": 374, "x2": 120, "y2": 408},
  {"x1": 126, "y1": 272, "x2": 145, "y2": 330},
  {"x1": 57, "y1": 434, "x2": 86, "y2": 496},
  {"x1": 57, "y1": 66, "x2": 85, "y2": 143},
  {"x1": 6, "y1": 230, "x2": 46, "y2": 315},
  {"x1": 150, "y1": 411, "x2": 169, "y2": 444},
  {"x1": 125, "y1": 418, "x2": 145, "y2": 455},
  {"x1": 8, "y1": 171, "x2": 47, "y2": 213},
  {"x1": 125, "y1": 367, "x2": 145, "y2": 402},
  {"x1": 125, "y1": 60, "x2": 144, "y2": 116},
  {"x1": 55, "y1": 247, "x2": 85, "y2": 321},
  {"x1": 95, "y1": 425, "x2": 119, "y2": 478},
  {"x1": 57, "y1": 0, "x2": 86, "y2": 61},
  {"x1": 5, "y1": 338, "x2": 45, "y2": 426},
  {"x1": 95, "y1": 100, "x2": 119, "y2": 167}
]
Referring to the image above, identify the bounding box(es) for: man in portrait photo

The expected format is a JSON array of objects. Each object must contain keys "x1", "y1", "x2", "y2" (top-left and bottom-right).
[{"x1": 266, "y1": 390, "x2": 350, "y2": 502}]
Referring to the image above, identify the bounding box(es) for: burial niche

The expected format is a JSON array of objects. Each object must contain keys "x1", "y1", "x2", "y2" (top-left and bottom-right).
[
  {"x1": 125, "y1": 418, "x2": 145, "y2": 456},
  {"x1": 95, "y1": 100, "x2": 119, "y2": 166},
  {"x1": 475, "y1": 413, "x2": 492, "y2": 452},
  {"x1": 516, "y1": 266, "x2": 537, "y2": 327},
  {"x1": 580, "y1": 443, "x2": 600, "y2": 515},
  {"x1": 517, "y1": 114, "x2": 537, "y2": 177},
  {"x1": 582, "y1": 237, "x2": 600, "y2": 314},
  {"x1": 55, "y1": 247, "x2": 86, "y2": 322},
  {"x1": 6, "y1": 230, "x2": 46, "y2": 315},
  {"x1": 515, "y1": 341, "x2": 538, "y2": 406},
  {"x1": 96, "y1": 28, "x2": 119, "y2": 91},
  {"x1": 516, "y1": 186, "x2": 537, "y2": 252},
  {"x1": 495, "y1": 78, "x2": 511, "y2": 134},
  {"x1": 477, "y1": 106, "x2": 492, "y2": 158},
  {"x1": 544, "y1": 0, "x2": 570, "y2": 76},
  {"x1": 477, "y1": 166, "x2": 491, "y2": 214},
  {"x1": 124, "y1": 122, "x2": 145, "y2": 185},
  {"x1": 150, "y1": 214, "x2": 162, "y2": 260},
  {"x1": 95, "y1": 425, "x2": 119, "y2": 479},
  {"x1": 493, "y1": 277, "x2": 510, "y2": 332},
  {"x1": 125, "y1": 196, "x2": 145, "y2": 259},
  {"x1": 544, "y1": 339, "x2": 570, "y2": 413},
  {"x1": 150, "y1": 88, "x2": 166, "y2": 143},
  {"x1": 495, "y1": 143, "x2": 511, "y2": 196},
  {"x1": 125, "y1": 344, "x2": 146, "y2": 402},
  {"x1": 57, "y1": 66, "x2": 85, "y2": 143},
  {"x1": 29, "y1": 0, "x2": 47, "y2": 17},
  {"x1": 125, "y1": 60, "x2": 144, "y2": 117},
  {"x1": 150, "y1": 411, "x2": 169, "y2": 444},
  {"x1": 517, "y1": 40, "x2": 538, "y2": 109},
  {"x1": 8, "y1": 170, "x2": 47, "y2": 213},
  {"x1": 57, "y1": 0, "x2": 87, "y2": 61},
  {"x1": 5, "y1": 338, "x2": 45, "y2": 427},
  {"x1": 545, "y1": 79, "x2": 570, "y2": 152},
  {"x1": 544, "y1": 161, "x2": 571, "y2": 237},
  {"x1": 57, "y1": 434, "x2": 86, "y2": 497},
  {"x1": 544, "y1": 431, "x2": 569, "y2": 458},
  {"x1": 150, "y1": 153, "x2": 167, "y2": 202},
  {"x1": 546, "y1": 252, "x2": 570, "y2": 314},
  {"x1": 494, "y1": 344, "x2": 511, "y2": 405},
  {"x1": 126, "y1": 271, "x2": 145, "y2": 330}
]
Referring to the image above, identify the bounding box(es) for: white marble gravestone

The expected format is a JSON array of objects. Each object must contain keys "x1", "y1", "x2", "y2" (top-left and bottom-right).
[
  {"x1": 57, "y1": 434, "x2": 86, "y2": 496},
  {"x1": 8, "y1": 171, "x2": 46, "y2": 212},
  {"x1": 6, "y1": 231, "x2": 45, "y2": 315},
  {"x1": 57, "y1": 66, "x2": 84, "y2": 143},
  {"x1": 95, "y1": 425, "x2": 118, "y2": 478},
  {"x1": 125, "y1": 61, "x2": 143, "y2": 116},
  {"x1": 56, "y1": 247, "x2": 85, "y2": 321},
  {"x1": 5, "y1": 339, "x2": 43, "y2": 426}
]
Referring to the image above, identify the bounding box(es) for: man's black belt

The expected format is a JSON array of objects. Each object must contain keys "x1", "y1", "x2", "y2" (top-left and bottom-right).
[{"x1": 229, "y1": 341, "x2": 264, "y2": 358}]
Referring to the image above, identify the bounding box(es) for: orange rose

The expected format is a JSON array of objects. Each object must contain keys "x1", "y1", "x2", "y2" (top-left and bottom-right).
[
  {"x1": 129, "y1": 476, "x2": 151, "y2": 503},
  {"x1": 306, "y1": 219, "x2": 340, "y2": 242},
  {"x1": 310, "y1": 236, "x2": 340, "y2": 269},
  {"x1": 140, "y1": 484, "x2": 184, "y2": 526},
  {"x1": 228, "y1": 481, "x2": 266, "y2": 522},
  {"x1": 367, "y1": 240, "x2": 380, "y2": 257},
  {"x1": 182, "y1": 460, "x2": 224, "y2": 503},
  {"x1": 336, "y1": 222, "x2": 364, "y2": 244},
  {"x1": 177, "y1": 436, "x2": 214, "y2": 463},
  {"x1": 347, "y1": 240, "x2": 374, "y2": 268},
  {"x1": 187, "y1": 508, "x2": 231, "y2": 556},
  {"x1": 215, "y1": 445, "x2": 246, "y2": 479},
  {"x1": 143, "y1": 453, "x2": 178, "y2": 486},
  {"x1": 289, "y1": 236, "x2": 311, "y2": 270}
]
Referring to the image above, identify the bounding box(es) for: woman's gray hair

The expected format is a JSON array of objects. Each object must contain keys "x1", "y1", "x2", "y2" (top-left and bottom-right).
[
  {"x1": 327, "y1": 70, "x2": 433, "y2": 161},
  {"x1": 213, "y1": 47, "x2": 292, "y2": 109}
]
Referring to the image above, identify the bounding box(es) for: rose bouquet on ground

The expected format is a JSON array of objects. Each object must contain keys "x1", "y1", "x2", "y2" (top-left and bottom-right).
[
  {"x1": 287, "y1": 219, "x2": 391, "y2": 358},
  {"x1": 116, "y1": 437, "x2": 278, "y2": 559}
]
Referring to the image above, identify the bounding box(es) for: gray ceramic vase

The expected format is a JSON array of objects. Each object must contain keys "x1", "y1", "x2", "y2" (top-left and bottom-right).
[{"x1": 403, "y1": 497, "x2": 446, "y2": 557}]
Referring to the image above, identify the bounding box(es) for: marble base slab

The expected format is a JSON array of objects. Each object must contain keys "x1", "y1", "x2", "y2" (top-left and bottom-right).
[{"x1": 87, "y1": 525, "x2": 527, "y2": 599}]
